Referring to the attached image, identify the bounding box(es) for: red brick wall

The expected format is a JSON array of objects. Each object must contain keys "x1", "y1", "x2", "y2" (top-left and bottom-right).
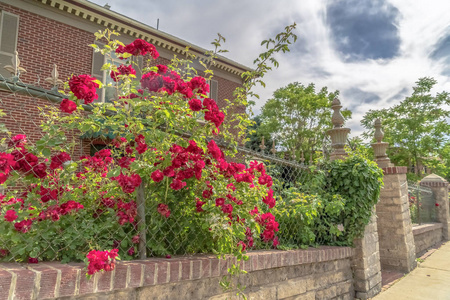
[
  {"x1": 0, "y1": 3, "x2": 94, "y2": 160},
  {"x1": 0, "y1": 2, "x2": 245, "y2": 159}
]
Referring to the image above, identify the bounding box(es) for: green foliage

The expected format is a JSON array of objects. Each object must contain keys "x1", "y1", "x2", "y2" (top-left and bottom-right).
[
  {"x1": 273, "y1": 153, "x2": 384, "y2": 247},
  {"x1": 361, "y1": 77, "x2": 450, "y2": 178},
  {"x1": 255, "y1": 82, "x2": 351, "y2": 161},
  {"x1": 244, "y1": 115, "x2": 273, "y2": 154}
]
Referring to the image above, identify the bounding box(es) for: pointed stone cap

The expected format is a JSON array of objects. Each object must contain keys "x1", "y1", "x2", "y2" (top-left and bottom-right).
[
  {"x1": 374, "y1": 118, "x2": 384, "y2": 143},
  {"x1": 331, "y1": 98, "x2": 345, "y2": 128},
  {"x1": 420, "y1": 173, "x2": 449, "y2": 187}
]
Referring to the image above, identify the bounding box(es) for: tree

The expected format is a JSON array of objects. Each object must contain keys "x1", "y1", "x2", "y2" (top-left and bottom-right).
[
  {"x1": 245, "y1": 115, "x2": 274, "y2": 154},
  {"x1": 255, "y1": 82, "x2": 351, "y2": 161},
  {"x1": 361, "y1": 77, "x2": 450, "y2": 177}
]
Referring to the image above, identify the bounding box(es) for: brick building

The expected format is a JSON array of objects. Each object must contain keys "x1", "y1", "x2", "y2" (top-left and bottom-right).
[{"x1": 0, "y1": 0, "x2": 251, "y2": 156}]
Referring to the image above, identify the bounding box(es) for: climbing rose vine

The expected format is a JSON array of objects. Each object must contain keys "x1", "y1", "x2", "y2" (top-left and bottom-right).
[{"x1": 0, "y1": 30, "x2": 279, "y2": 273}]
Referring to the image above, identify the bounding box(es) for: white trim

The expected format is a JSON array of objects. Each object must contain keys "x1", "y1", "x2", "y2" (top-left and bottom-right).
[{"x1": 0, "y1": 10, "x2": 19, "y2": 55}]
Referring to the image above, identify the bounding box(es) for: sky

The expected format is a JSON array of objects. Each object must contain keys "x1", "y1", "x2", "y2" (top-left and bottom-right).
[{"x1": 90, "y1": 0, "x2": 450, "y2": 138}]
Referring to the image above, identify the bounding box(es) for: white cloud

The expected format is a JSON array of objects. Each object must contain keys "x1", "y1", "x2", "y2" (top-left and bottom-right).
[{"x1": 90, "y1": 0, "x2": 450, "y2": 139}]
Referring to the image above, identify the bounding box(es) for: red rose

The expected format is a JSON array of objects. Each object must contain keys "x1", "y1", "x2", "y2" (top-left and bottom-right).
[
  {"x1": 188, "y1": 99, "x2": 203, "y2": 111},
  {"x1": 4, "y1": 210, "x2": 17, "y2": 222},
  {"x1": 262, "y1": 189, "x2": 276, "y2": 208},
  {"x1": 272, "y1": 236, "x2": 279, "y2": 248},
  {"x1": 32, "y1": 163, "x2": 47, "y2": 179},
  {"x1": 141, "y1": 72, "x2": 163, "y2": 92},
  {"x1": 215, "y1": 198, "x2": 225, "y2": 207},
  {"x1": 170, "y1": 179, "x2": 186, "y2": 190},
  {"x1": 60, "y1": 98, "x2": 77, "y2": 114},
  {"x1": 436, "y1": 203, "x2": 440, "y2": 207},
  {"x1": 188, "y1": 76, "x2": 209, "y2": 95},
  {"x1": 207, "y1": 140, "x2": 222, "y2": 160},
  {"x1": 110, "y1": 64, "x2": 136, "y2": 82},
  {"x1": 86, "y1": 249, "x2": 119, "y2": 275},
  {"x1": 151, "y1": 170, "x2": 164, "y2": 182},
  {"x1": 162, "y1": 76, "x2": 177, "y2": 95},
  {"x1": 157, "y1": 203, "x2": 171, "y2": 218},
  {"x1": 196, "y1": 200, "x2": 206, "y2": 212},
  {"x1": 14, "y1": 219, "x2": 32, "y2": 233},
  {"x1": 237, "y1": 241, "x2": 246, "y2": 252},
  {"x1": 202, "y1": 189, "x2": 213, "y2": 199},
  {"x1": 156, "y1": 64, "x2": 168, "y2": 74},
  {"x1": 69, "y1": 75, "x2": 99, "y2": 104},
  {"x1": 132, "y1": 235, "x2": 140, "y2": 244},
  {"x1": 50, "y1": 152, "x2": 71, "y2": 170},
  {"x1": 28, "y1": 257, "x2": 38, "y2": 264},
  {"x1": 117, "y1": 157, "x2": 135, "y2": 169},
  {"x1": 0, "y1": 152, "x2": 15, "y2": 174},
  {"x1": 222, "y1": 204, "x2": 233, "y2": 214}
]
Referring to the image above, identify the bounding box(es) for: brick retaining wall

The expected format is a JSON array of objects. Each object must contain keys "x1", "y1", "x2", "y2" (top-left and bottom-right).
[
  {"x1": 0, "y1": 246, "x2": 354, "y2": 300},
  {"x1": 412, "y1": 223, "x2": 443, "y2": 256}
]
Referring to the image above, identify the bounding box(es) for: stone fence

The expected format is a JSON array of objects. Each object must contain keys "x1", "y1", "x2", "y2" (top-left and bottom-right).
[{"x1": 0, "y1": 247, "x2": 354, "y2": 300}]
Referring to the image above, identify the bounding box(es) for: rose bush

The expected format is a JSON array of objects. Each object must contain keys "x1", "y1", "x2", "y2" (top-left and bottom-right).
[{"x1": 0, "y1": 30, "x2": 287, "y2": 270}]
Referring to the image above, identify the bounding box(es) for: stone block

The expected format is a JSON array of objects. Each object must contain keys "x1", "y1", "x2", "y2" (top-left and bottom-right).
[
  {"x1": 247, "y1": 285, "x2": 277, "y2": 300},
  {"x1": 276, "y1": 277, "x2": 308, "y2": 298},
  {"x1": 315, "y1": 285, "x2": 337, "y2": 299}
]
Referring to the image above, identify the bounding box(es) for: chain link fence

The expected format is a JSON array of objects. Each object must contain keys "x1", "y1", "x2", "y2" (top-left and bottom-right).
[
  {"x1": 408, "y1": 181, "x2": 436, "y2": 225},
  {"x1": 0, "y1": 73, "x2": 324, "y2": 263}
]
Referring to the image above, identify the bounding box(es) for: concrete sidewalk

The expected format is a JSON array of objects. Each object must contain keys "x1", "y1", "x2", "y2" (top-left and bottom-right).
[{"x1": 374, "y1": 242, "x2": 450, "y2": 300}]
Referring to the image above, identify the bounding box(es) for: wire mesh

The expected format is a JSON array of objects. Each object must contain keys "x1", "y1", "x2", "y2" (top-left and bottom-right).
[{"x1": 408, "y1": 181, "x2": 436, "y2": 225}]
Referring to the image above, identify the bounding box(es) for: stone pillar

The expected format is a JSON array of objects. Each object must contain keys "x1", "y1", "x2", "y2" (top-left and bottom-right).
[
  {"x1": 372, "y1": 119, "x2": 416, "y2": 272},
  {"x1": 420, "y1": 174, "x2": 450, "y2": 241},
  {"x1": 327, "y1": 98, "x2": 350, "y2": 161},
  {"x1": 352, "y1": 212, "x2": 382, "y2": 299},
  {"x1": 335, "y1": 116, "x2": 381, "y2": 299}
]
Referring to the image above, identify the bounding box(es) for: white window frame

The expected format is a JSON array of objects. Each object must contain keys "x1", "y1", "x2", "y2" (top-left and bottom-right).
[
  {"x1": 207, "y1": 79, "x2": 218, "y2": 101},
  {"x1": 0, "y1": 11, "x2": 19, "y2": 77}
]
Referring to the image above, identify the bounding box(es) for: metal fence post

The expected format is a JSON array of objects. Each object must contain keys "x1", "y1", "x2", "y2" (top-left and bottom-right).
[{"x1": 136, "y1": 183, "x2": 147, "y2": 259}]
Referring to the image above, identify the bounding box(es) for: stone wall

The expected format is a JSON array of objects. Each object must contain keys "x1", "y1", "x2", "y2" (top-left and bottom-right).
[
  {"x1": 351, "y1": 213, "x2": 382, "y2": 299},
  {"x1": 376, "y1": 166, "x2": 417, "y2": 272},
  {"x1": 412, "y1": 223, "x2": 443, "y2": 256},
  {"x1": 0, "y1": 247, "x2": 354, "y2": 300}
]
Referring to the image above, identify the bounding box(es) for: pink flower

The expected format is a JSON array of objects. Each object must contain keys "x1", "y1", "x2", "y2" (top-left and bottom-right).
[
  {"x1": 9, "y1": 134, "x2": 27, "y2": 148},
  {"x1": 157, "y1": 203, "x2": 171, "y2": 218},
  {"x1": 86, "y1": 249, "x2": 119, "y2": 275},
  {"x1": 60, "y1": 98, "x2": 77, "y2": 114},
  {"x1": 132, "y1": 235, "x2": 140, "y2": 244},
  {"x1": 128, "y1": 247, "x2": 135, "y2": 256},
  {"x1": 272, "y1": 236, "x2": 279, "y2": 248}
]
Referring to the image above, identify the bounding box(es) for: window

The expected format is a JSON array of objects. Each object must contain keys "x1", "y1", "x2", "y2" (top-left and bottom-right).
[
  {"x1": 92, "y1": 41, "x2": 143, "y2": 103},
  {"x1": 207, "y1": 79, "x2": 218, "y2": 101},
  {"x1": 0, "y1": 11, "x2": 19, "y2": 78}
]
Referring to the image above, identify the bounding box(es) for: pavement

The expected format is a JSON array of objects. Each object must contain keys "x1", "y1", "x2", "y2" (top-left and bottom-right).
[{"x1": 374, "y1": 242, "x2": 450, "y2": 300}]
